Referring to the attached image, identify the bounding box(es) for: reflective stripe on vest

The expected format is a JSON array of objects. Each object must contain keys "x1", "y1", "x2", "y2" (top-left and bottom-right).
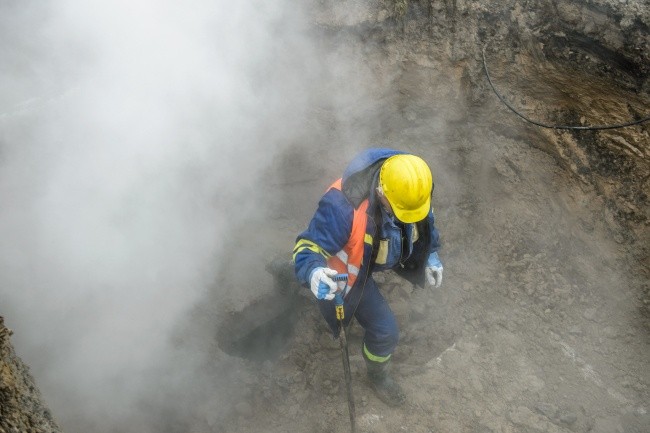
[{"x1": 326, "y1": 178, "x2": 371, "y2": 298}]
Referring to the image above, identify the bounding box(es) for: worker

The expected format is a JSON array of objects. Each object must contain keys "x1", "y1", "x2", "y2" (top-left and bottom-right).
[{"x1": 293, "y1": 148, "x2": 443, "y2": 407}]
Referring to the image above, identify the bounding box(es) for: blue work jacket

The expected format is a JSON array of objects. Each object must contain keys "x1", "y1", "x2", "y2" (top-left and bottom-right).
[{"x1": 293, "y1": 148, "x2": 441, "y2": 289}]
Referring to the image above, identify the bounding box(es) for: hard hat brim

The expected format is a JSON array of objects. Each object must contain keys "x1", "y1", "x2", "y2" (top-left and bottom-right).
[{"x1": 391, "y1": 196, "x2": 431, "y2": 223}]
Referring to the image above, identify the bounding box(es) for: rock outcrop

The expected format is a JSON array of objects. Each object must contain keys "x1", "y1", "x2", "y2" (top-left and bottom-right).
[{"x1": 0, "y1": 317, "x2": 61, "y2": 433}]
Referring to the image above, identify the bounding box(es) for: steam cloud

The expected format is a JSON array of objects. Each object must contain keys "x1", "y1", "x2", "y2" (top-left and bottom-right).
[{"x1": 0, "y1": 1, "x2": 322, "y2": 431}]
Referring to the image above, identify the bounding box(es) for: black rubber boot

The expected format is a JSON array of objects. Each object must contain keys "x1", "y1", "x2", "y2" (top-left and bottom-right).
[{"x1": 363, "y1": 347, "x2": 406, "y2": 407}]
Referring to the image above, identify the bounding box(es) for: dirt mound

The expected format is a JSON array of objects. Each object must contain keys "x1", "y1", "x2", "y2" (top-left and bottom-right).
[{"x1": 214, "y1": 1, "x2": 649, "y2": 432}]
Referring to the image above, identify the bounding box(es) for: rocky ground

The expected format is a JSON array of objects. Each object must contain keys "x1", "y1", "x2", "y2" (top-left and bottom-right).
[
  {"x1": 217, "y1": 111, "x2": 649, "y2": 430},
  {"x1": 1, "y1": 1, "x2": 648, "y2": 432},
  {"x1": 213, "y1": 1, "x2": 649, "y2": 433},
  {"x1": 0, "y1": 317, "x2": 61, "y2": 433}
]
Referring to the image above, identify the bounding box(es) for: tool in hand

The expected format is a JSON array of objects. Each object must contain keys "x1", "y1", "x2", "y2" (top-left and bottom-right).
[{"x1": 332, "y1": 273, "x2": 356, "y2": 433}]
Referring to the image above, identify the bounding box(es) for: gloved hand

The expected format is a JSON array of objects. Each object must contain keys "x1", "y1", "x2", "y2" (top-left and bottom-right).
[
  {"x1": 309, "y1": 267, "x2": 339, "y2": 300},
  {"x1": 425, "y1": 252, "x2": 443, "y2": 288}
]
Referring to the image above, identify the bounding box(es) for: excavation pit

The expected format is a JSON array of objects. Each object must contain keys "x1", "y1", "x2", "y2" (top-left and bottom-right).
[{"x1": 217, "y1": 295, "x2": 300, "y2": 363}]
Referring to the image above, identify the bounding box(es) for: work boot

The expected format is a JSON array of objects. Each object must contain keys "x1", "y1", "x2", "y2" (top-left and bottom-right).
[{"x1": 363, "y1": 347, "x2": 406, "y2": 407}]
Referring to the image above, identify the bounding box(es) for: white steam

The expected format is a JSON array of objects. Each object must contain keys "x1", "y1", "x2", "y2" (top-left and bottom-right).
[{"x1": 1, "y1": 1, "x2": 319, "y2": 431}]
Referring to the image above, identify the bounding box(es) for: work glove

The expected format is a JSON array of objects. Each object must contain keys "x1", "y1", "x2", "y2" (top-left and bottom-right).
[
  {"x1": 425, "y1": 252, "x2": 443, "y2": 288},
  {"x1": 309, "y1": 267, "x2": 339, "y2": 300}
]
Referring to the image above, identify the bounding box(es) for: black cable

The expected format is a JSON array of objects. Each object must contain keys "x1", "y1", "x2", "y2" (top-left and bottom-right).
[
  {"x1": 482, "y1": 44, "x2": 650, "y2": 130},
  {"x1": 342, "y1": 203, "x2": 386, "y2": 337},
  {"x1": 343, "y1": 231, "x2": 374, "y2": 335}
]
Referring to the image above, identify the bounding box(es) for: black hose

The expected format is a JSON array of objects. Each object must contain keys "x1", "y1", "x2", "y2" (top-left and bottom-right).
[{"x1": 482, "y1": 44, "x2": 650, "y2": 130}]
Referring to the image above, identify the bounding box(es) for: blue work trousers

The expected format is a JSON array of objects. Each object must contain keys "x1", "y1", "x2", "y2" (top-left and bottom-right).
[{"x1": 318, "y1": 275, "x2": 399, "y2": 358}]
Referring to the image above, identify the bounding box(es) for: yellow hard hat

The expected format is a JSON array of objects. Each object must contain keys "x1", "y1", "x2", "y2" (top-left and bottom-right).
[{"x1": 379, "y1": 154, "x2": 433, "y2": 223}]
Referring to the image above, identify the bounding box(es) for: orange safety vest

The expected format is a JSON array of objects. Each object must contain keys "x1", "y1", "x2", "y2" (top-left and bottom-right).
[{"x1": 326, "y1": 179, "x2": 372, "y2": 298}]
